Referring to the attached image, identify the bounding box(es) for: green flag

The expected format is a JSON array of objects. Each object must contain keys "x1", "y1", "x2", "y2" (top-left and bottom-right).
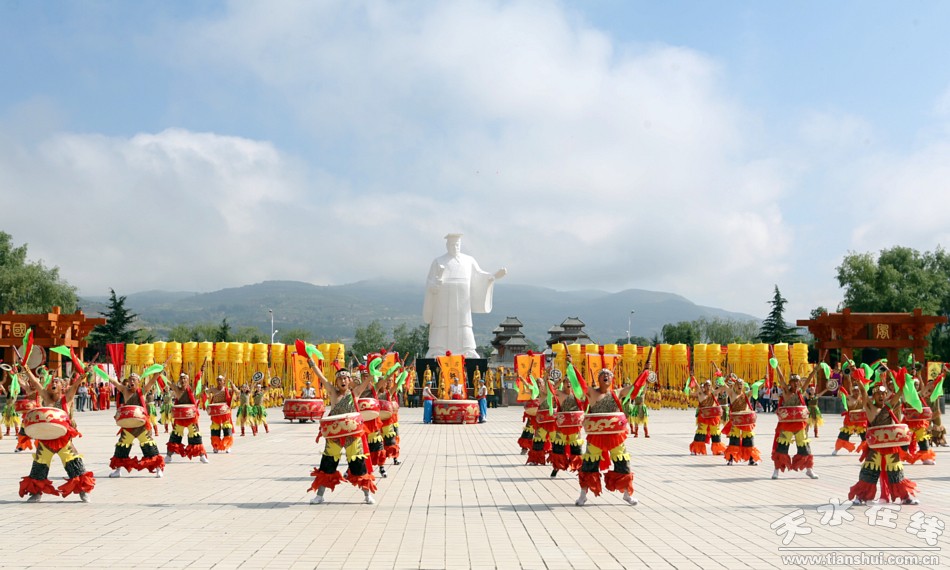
[
  {"x1": 565, "y1": 365, "x2": 584, "y2": 401},
  {"x1": 931, "y1": 379, "x2": 945, "y2": 403},
  {"x1": 143, "y1": 364, "x2": 164, "y2": 377},
  {"x1": 527, "y1": 374, "x2": 540, "y2": 399},
  {"x1": 903, "y1": 373, "x2": 923, "y2": 413},
  {"x1": 750, "y1": 379, "x2": 765, "y2": 400},
  {"x1": 50, "y1": 346, "x2": 71, "y2": 358}
]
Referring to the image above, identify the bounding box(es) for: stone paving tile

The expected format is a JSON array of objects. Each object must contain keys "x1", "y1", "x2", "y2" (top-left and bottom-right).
[{"x1": 0, "y1": 406, "x2": 947, "y2": 569}]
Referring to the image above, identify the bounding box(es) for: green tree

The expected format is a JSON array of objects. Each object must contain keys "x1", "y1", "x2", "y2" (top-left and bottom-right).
[
  {"x1": 615, "y1": 336, "x2": 653, "y2": 346},
  {"x1": 278, "y1": 328, "x2": 313, "y2": 345},
  {"x1": 87, "y1": 289, "x2": 141, "y2": 348},
  {"x1": 661, "y1": 321, "x2": 698, "y2": 345},
  {"x1": 0, "y1": 231, "x2": 78, "y2": 313},
  {"x1": 809, "y1": 306, "x2": 829, "y2": 320},
  {"x1": 836, "y1": 246, "x2": 950, "y2": 359},
  {"x1": 837, "y1": 247, "x2": 950, "y2": 314},
  {"x1": 392, "y1": 323, "x2": 428, "y2": 361},
  {"x1": 214, "y1": 318, "x2": 232, "y2": 342},
  {"x1": 758, "y1": 285, "x2": 799, "y2": 344},
  {"x1": 234, "y1": 326, "x2": 265, "y2": 343},
  {"x1": 351, "y1": 320, "x2": 388, "y2": 359}
]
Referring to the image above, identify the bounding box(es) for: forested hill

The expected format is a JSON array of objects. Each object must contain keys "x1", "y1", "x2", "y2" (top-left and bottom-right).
[{"x1": 80, "y1": 279, "x2": 760, "y2": 345}]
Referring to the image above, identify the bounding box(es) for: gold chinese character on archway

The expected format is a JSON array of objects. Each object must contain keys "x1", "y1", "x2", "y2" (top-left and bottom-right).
[
  {"x1": 874, "y1": 323, "x2": 891, "y2": 340},
  {"x1": 11, "y1": 323, "x2": 26, "y2": 338}
]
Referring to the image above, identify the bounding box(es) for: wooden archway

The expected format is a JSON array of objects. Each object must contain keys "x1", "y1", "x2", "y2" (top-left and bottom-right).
[
  {"x1": 796, "y1": 308, "x2": 947, "y2": 364},
  {"x1": 0, "y1": 307, "x2": 105, "y2": 374}
]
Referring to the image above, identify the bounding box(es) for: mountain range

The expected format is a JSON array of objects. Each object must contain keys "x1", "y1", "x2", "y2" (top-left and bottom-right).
[{"x1": 79, "y1": 280, "x2": 761, "y2": 346}]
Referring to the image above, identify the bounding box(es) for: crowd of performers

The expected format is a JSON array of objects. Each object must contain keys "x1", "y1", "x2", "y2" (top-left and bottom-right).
[
  {"x1": 0, "y1": 353, "x2": 284, "y2": 501},
  {"x1": 516, "y1": 354, "x2": 947, "y2": 508}
]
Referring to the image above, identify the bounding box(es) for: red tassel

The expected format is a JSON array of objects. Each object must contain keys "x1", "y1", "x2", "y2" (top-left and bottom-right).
[
  {"x1": 346, "y1": 473, "x2": 377, "y2": 493},
  {"x1": 604, "y1": 471, "x2": 634, "y2": 495},
  {"x1": 689, "y1": 441, "x2": 708, "y2": 455},
  {"x1": 109, "y1": 456, "x2": 140, "y2": 472},
  {"x1": 569, "y1": 454, "x2": 583, "y2": 472},
  {"x1": 710, "y1": 442, "x2": 727, "y2": 456},
  {"x1": 309, "y1": 469, "x2": 344, "y2": 492},
  {"x1": 549, "y1": 453, "x2": 570, "y2": 471},
  {"x1": 186, "y1": 444, "x2": 207, "y2": 458},
  {"x1": 59, "y1": 472, "x2": 96, "y2": 497},
  {"x1": 517, "y1": 436, "x2": 532, "y2": 451},
  {"x1": 888, "y1": 478, "x2": 918, "y2": 502},
  {"x1": 167, "y1": 442, "x2": 186, "y2": 457},
  {"x1": 835, "y1": 439, "x2": 856, "y2": 453},
  {"x1": 848, "y1": 480, "x2": 877, "y2": 502},
  {"x1": 384, "y1": 444, "x2": 399, "y2": 458},
  {"x1": 724, "y1": 445, "x2": 743, "y2": 462},
  {"x1": 771, "y1": 452, "x2": 793, "y2": 472},
  {"x1": 526, "y1": 449, "x2": 546, "y2": 465},
  {"x1": 578, "y1": 471, "x2": 602, "y2": 496},
  {"x1": 790, "y1": 453, "x2": 814, "y2": 471},
  {"x1": 18, "y1": 477, "x2": 60, "y2": 498},
  {"x1": 138, "y1": 455, "x2": 166, "y2": 473}
]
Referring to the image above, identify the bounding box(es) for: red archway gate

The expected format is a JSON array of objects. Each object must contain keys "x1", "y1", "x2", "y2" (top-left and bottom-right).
[
  {"x1": 796, "y1": 308, "x2": 947, "y2": 364},
  {"x1": 0, "y1": 307, "x2": 105, "y2": 373}
]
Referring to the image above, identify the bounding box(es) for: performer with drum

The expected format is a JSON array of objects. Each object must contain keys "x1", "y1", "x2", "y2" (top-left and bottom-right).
[
  {"x1": 848, "y1": 365, "x2": 919, "y2": 505},
  {"x1": 377, "y1": 376, "x2": 402, "y2": 467},
  {"x1": 833, "y1": 366, "x2": 868, "y2": 456},
  {"x1": 627, "y1": 391, "x2": 649, "y2": 438},
  {"x1": 921, "y1": 363, "x2": 947, "y2": 448},
  {"x1": 236, "y1": 385, "x2": 251, "y2": 436},
  {"x1": 205, "y1": 375, "x2": 236, "y2": 454},
  {"x1": 309, "y1": 366, "x2": 377, "y2": 505},
  {"x1": 576, "y1": 366, "x2": 640, "y2": 507},
  {"x1": 903, "y1": 363, "x2": 936, "y2": 465},
  {"x1": 771, "y1": 365, "x2": 818, "y2": 480},
  {"x1": 550, "y1": 367, "x2": 584, "y2": 478},
  {"x1": 16, "y1": 365, "x2": 95, "y2": 502},
  {"x1": 689, "y1": 368, "x2": 725, "y2": 456},
  {"x1": 528, "y1": 371, "x2": 557, "y2": 467},
  {"x1": 165, "y1": 372, "x2": 209, "y2": 464},
  {"x1": 722, "y1": 376, "x2": 760, "y2": 466},
  {"x1": 107, "y1": 373, "x2": 165, "y2": 478}
]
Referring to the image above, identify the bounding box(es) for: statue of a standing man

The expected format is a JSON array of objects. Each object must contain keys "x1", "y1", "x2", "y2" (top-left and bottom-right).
[{"x1": 423, "y1": 234, "x2": 506, "y2": 358}]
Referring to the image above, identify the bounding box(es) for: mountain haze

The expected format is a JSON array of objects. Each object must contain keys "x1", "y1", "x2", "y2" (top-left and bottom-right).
[{"x1": 81, "y1": 280, "x2": 761, "y2": 345}]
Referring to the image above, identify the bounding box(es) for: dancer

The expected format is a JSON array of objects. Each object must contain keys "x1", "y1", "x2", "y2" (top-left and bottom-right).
[
  {"x1": 107, "y1": 373, "x2": 165, "y2": 478},
  {"x1": 250, "y1": 382, "x2": 270, "y2": 435},
  {"x1": 576, "y1": 367, "x2": 639, "y2": 507},
  {"x1": 236, "y1": 385, "x2": 251, "y2": 436},
  {"x1": 833, "y1": 367, "x2": 868, "y2": 455},
  {"x1": 924, "y1": 364, "x2": 947, "y2": 447},
  {"x1": 205, "y1": 375, "x2": 235, "y2": 454},
  {"x1": 627, "y1": 391, "x2": 649, "y2": 438},
  {"x1": 722, "y1": 377, "x2": 760, "y2": 466},
  {"x1": 848, "y1": 366, "x2": 918, "y2": 505},
  {"x1": 377, "y1": 376, "x2": 401, "y2": 466},
  {"x1": 771, "y1": 365, "x2": 818, "y2": 480},
  {"x1": 17, "y1": 366, "x2": 95, "y2": 503},
  {"x1": 550, "y1": 368, "x2": 584, "y2": 478},
  {"x1": 527, "y1": 372, "x2": 556, "y2": 466},
  {"x1": 308, "y1": 367, "x2": 376, "y2": 505},
  {"x1": 805, "y1": 385, "x2": 828, "y2": 437},
  {"x1": 902, "y1": 364, "x2": 935, "y2": 465},
  {"x1": 690, "y1": 370, "x2": 725, "y2": 456},
  {"x1": 165, "y1": 372, "x2": 209, "y2": 463}
]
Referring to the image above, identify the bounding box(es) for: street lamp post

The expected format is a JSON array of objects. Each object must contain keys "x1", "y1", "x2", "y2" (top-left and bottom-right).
[
  {"x1": 269, "y1": 309, "x2": 275, "y2": 343},
  {"x1": 628, "y1": 310, "x2": 635, "y2": 344}
]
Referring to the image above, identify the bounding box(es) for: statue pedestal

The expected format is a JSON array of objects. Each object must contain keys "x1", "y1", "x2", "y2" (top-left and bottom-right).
[{"x1": 416, "y1": 358, "x2": 487, "y2": 425}]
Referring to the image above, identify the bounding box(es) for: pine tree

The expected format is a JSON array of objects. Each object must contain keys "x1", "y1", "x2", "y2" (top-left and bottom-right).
[
  {"x1": 214, "y1": 318, "x2": 232, "y2": 342},
  {"x1": 758, "y1": 285, "x2": 799, "y2": 344},
  {"x1": 88, "y1": 289, "x2": 141, "y2": 347}
]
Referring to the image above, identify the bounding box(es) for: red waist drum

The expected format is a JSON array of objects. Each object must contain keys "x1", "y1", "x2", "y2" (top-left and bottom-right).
[
  {"x1": 172, "y1": 404, "x2": 198, "y2": 421},
  {"x1": 23, "y1": 407, "x2": 71, "y2": 440},
  {"x1": 320, "y1": 413, "x2": 364, "y2": 440},
  {"x1": 777, "y1": 406, "x2": 809, "y2": 423},
  {"x1": 116, "y1": 405, "x2": 147, "y2": 429},
  {"x1": 583, "y1": 412, "x2": 629, "y2": 435},
  {"x1": 867, "y1": 423, "x2": 912, "y2": 449}
]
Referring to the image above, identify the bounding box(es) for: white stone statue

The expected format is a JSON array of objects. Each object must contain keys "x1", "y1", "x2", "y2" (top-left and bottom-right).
[{"x1": 423, "y1": 234, "x2": 507, "y2": 358}]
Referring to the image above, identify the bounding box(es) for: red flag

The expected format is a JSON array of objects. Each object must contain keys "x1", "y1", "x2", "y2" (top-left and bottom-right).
[
  {"x1": 106, "y1": 343, "x2": 125, "y2": 377},
  {"x1": 68, "y1": 347, "x2": 86, "y2": 375},
  {"x1": 295, "y1": 339, "x2": 308, "y2": 357},
  {"x1": 630, "y1": 370, "x2": 650, "y2": 400}
]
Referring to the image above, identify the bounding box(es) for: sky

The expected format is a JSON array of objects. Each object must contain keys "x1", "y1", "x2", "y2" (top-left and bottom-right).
[{"x1": 2, "y1": 1, "x2": 950, "y2": 323}]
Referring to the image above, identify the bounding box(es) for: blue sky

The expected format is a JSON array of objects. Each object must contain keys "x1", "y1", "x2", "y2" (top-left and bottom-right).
[{"x1": 2, "y1": 1, "x2": 949, "y2": 324}]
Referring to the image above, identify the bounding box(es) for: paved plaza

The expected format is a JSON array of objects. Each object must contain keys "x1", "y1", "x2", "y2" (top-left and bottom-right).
[{"x1": 0, "y1": 405, "x2": 946, "y2": 569}]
